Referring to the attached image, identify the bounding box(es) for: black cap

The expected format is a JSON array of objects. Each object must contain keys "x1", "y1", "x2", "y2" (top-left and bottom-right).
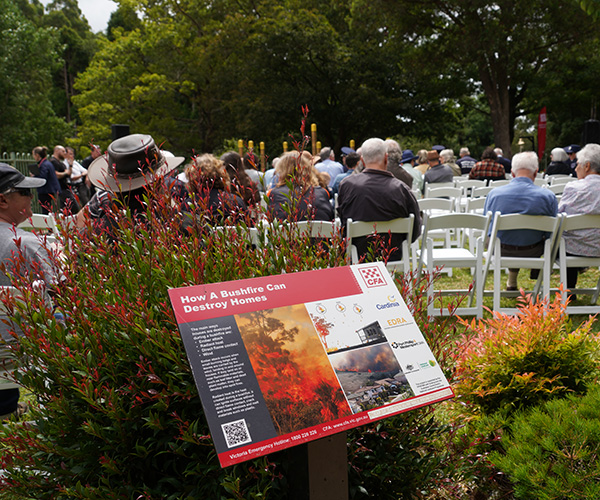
[{"x1": 0, "y1": 163, "x2": 46, "y2": 193}]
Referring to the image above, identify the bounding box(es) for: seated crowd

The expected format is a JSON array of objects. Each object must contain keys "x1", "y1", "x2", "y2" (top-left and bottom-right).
[{"x1": 0, "y1": 136, "x2": 598, "y2": 420}]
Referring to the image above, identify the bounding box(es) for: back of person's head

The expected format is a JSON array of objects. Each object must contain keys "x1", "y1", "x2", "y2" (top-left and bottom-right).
[
  {"x1": 550, "y1": 147, "x2": 568, "y2": 163},
  {"x1": 243, "y1": 152, "x2": 258, "y2": 170},
  {"x1": 319, "y1": 147, "x2": 332, "y2": 162},
  {"x1": 512, "y1": 151, "x2": 538, "y2": 174},
  {"x1": 417, "y1": 149, "x2": 428, "y2": 164},
  {"x1": 460, "y1": 147, "x2": 470, "y2": 156},
  {"x1": 187, "y1": 154, "x2": 230, "y2": 194},
  {"x1": 577, "y1": 143, "x2": 600, "y2": 173},
  {"x1": 481, "y1": 147, "x2": 498, "y2": 161},
  {"x1": 346, "y1": 152, "x2": 361, "y2": 169},
  {"x1": 493, "y1": 147, "x2": 504, "y2": 157},
  {"x1": 385, "y1": 139, "x2": 402, "y2": 154},
  {"x1": 33, "y1": 146, "x2": 48, "y2": 159},
  {"x1": 276, "y1": 150, "x2": 318, "y2": 187},
  {"x1": 360, "y1": 138, "x2": 387, "y2": 166},
  {"x1": 440, "y1": 149, "x2": 455, "y2": 163}
]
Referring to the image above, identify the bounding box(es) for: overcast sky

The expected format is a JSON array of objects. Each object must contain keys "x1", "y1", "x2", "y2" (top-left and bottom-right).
[{"x1": 40, "y1": 0, "x2": 118, "y2": 33}]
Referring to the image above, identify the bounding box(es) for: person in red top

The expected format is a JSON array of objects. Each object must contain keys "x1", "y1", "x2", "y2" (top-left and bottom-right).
[{"x1": 469, "y1": 147, "x2": 506, "y2": 182}]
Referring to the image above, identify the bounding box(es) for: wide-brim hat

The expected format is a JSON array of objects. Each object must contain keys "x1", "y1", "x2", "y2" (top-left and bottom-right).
[
  {"x1": 401, "y1": 149, "x2": 417, "y2": 163},
  {"x1": 87, "y1": 134, "x2": 185, "y2": 192},
  {"x1": 432, "y1": 144, "x2": 445, "y2": 153},
  {"x1": 341, "y1": 146, "x2": 355, "y2": 156}
]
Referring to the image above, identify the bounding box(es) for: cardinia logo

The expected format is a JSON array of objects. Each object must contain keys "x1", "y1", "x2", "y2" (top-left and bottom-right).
[{"x1": 358, "y1": 266, "x2": 387, "y2": 288}]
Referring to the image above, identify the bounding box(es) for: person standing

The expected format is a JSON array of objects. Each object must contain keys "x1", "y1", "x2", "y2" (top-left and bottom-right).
[
  {"x1": 31, "y1": 146, "x2": 60, "y2": 214},
  {"x1": 65, "y1": 147, "x2": 90, "y2": 206},
  {"x1": 49, "y1": 145, "x2": 79, "y2": 213}
]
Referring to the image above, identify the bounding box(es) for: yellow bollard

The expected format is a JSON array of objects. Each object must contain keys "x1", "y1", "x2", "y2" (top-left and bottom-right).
[
  {"x1": 350, "y1": 140, "x2": 355, "y2": 150},
  {"x1": 260, "y1": 142, "x2": 266, "y2": 172},
  {"x1": 311, "y1": 124, "x2": 317, "y2": 156},
  {"x1": 238, "y1": 139, "x2": 244, "y2": 157},
  {"x1": 283, "y1": 141, "x2": 288, "y2": 152},
  {"x1": 316, "y1": 141, "x2": 321, "y2": 153},
  {"x1": 248, "y1": 140, "x2": 254, "y2": 151}
]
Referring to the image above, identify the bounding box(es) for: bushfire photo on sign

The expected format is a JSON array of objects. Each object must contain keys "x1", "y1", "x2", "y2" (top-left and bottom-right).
[{"x1": 168, "y1": 263, "x2": 453, "y2": 467}]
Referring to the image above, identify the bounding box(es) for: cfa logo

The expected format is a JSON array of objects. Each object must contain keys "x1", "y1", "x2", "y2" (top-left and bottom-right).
[{"x1": 358, "y1": 266, "x2": 387, "y2": 288}]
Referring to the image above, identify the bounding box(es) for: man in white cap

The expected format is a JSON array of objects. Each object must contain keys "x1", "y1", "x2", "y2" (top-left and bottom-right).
[{"x1": 0, "y1": 163, "x2": 54, "y2": 420}]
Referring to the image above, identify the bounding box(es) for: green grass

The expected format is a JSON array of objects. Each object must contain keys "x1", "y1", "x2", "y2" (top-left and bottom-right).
[{"x1": 429, "y1": 264, "x2": 600, "y2": 330}]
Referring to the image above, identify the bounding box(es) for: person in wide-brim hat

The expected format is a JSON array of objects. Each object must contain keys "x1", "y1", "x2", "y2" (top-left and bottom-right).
[{"x1": 87, "y1": 134, "x2": 184, "y2": 193}]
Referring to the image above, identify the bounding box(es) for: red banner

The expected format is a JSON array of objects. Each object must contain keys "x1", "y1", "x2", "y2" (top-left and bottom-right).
[{"x1": 537, "y1": 106, "x2": 547, "y2": 160}]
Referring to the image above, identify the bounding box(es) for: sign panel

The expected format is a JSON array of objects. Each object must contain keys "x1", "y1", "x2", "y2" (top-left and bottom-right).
[{"x1": 168, "y1": 263, "x2": 453, "y2": 467}]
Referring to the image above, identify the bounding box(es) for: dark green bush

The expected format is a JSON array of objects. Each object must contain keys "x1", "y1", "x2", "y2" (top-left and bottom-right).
[{"x1": 492, "y1": 384, "x2": 600, "y2": 499}]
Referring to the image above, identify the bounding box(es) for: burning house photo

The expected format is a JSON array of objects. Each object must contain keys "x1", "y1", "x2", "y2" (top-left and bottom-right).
[
  {"x1": 328, "y1": 343, "x2": 414, "y2": 413},
  {"x1": 235, "y1": 306, "x2": 353, "y2": 436}
]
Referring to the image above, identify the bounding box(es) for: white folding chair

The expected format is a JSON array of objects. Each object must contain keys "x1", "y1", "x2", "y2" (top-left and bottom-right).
[
  {"x1": 294, "y1": 220, "x2": 338, "y2": 239},
  {"x1": 545, "y1": 184, "x2": 566, "y2": 196},
  {"x1": 488, "y1": 179, "x2": 510, "y2": 188},
  {"x1": 416, "y1": 212, "x2": 492, "y2": 318},
  {"x1": 454, "y1": 178, "x2": 487, "y2": 198},
  {"x1": 18, "y1": 214, "x2": 57, "y2": 233},
  {"x1": 483, "y1": 213, "x2": 563, "y2": 315},
  {"x1": 471, "y1": 186, "x2": 494, "y2": 198},
  {"x1": 423, "y1": 182, "x2": 456, "y2": 198},
  {"x1": 346, "y1": 215, "x2": 414, "y2": 276},
  {"x1": 556, "y1": 214, "x2": 600, "y2": 314},
  {"x1": 549, "y1": 175, "x2": 574, "y2": 186},
  {"x1": 534, "y1": 177, "x2": 549, "y2": 187}
]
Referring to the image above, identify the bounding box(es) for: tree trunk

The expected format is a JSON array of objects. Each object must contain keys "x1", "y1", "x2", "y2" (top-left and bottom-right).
[{"x1": 479, "y1": 67, "x2": 512, "y2": 157}]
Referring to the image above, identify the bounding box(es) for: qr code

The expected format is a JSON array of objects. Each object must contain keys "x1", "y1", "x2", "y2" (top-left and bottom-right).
[{"x1": 222, "y1": 418, "x2": 252, "y2": 448}]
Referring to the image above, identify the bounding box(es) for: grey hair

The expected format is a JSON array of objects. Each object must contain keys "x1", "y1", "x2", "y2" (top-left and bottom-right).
[
  {"x1": 360, "y1": 138, "x2": 387, "y2": 165},
  {"x1": 460, "y1": 147, "x2": 470, "y2": 156},
  {"x1": 319, "y1": 147, "x2": 332, "y2": 162},
  {"x1": 550, "y1": 147, "x2": 568, "y2": 162},
  {"x1": 385, "y1": 138, "x2": 402, "y2": 153},
  {"x1": 440, "y1": 149, "x2": 455, "y2": 162},
  {"x1": 494, "y1": 147, "x2": 504, "y2": 156},
  {"x1": 512, "y1": 151, "x2": 538, "y2": 174},
  {"x1": 577, "y1": 143, "x2": 600, "y2": 173}
]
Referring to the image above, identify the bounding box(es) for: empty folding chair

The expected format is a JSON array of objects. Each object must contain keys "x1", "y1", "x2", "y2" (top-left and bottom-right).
[{"x1": 416, "y1": 212, "x2": 491, "y2": 318}]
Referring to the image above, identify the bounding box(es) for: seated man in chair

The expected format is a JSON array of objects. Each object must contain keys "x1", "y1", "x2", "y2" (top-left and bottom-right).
[{"x1": 484, "y1": 151, "x2": 558, "y2": 291}]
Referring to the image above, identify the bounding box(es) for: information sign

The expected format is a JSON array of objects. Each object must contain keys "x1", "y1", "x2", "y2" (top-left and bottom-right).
[{"x1": 168, "y1": 263, "x2": 453, "y2": 467}]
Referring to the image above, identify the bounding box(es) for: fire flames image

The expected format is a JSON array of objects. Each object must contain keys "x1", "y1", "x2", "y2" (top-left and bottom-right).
[{"x1": 235, "y1": 306, "x2": 352, "y2": 435}]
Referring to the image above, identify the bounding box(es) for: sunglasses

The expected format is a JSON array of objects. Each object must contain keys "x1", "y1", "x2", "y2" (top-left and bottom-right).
[{"x1": 3, "y1": 188, "x2": 33, "y2": 197}]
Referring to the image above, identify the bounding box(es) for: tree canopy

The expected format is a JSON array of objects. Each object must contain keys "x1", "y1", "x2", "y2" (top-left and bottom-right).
[{"x1": 1, "y1": 0, "x2": 599, "y2": 159}]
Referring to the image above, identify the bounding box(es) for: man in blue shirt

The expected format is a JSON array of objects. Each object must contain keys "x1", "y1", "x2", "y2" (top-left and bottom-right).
[{"x1": 484, "y1": 151, "x2": 558, "y2": 290}]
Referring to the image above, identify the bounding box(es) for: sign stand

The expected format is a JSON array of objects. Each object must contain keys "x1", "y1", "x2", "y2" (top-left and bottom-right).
[
  {"x1": 285, "y1": 432, "x2": 349, "y2": 500},
  {"x1": 308, "y1": 432, "x2": 348, "y2": 500}
]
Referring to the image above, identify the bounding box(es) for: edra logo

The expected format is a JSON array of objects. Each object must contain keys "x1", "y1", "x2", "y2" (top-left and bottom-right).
[{"x1": 358, "y1": 266, "x2": 387, "y2": 288}]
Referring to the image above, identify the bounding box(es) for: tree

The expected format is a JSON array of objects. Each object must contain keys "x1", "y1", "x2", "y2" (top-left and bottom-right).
[
  {"x1": 0, "y1": 0, "x2": 71, "y2": 151},
  {"x1": 369, "y1": 0, "x2": 596, "y2": 156},
  {"x1": 43, "y1": 0, "x2": 98, "y2": 123}
]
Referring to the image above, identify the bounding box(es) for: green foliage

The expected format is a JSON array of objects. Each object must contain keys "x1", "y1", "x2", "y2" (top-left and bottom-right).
[
  {"x1": 492, "y1": 384, "x2": 600, "y2": 499},
  {"x1": 0, "y1": 0, "x2": 71, "y2": 151},
  {"x1": 454, "y1": 292, "x2": 600, "y2": 416},
  {"x1": 0, "y1": 183, "x2": 349, "y2": 499}
]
